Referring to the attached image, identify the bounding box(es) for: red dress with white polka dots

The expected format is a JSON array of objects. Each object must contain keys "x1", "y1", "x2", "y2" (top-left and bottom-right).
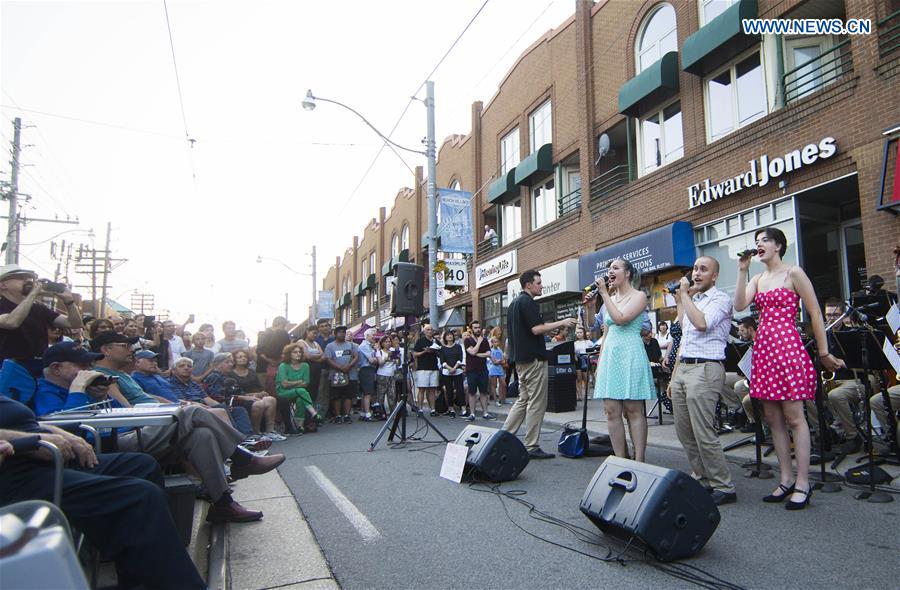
[{"x1": 749, "y1": 288, "x2": 816, "y2": 401}]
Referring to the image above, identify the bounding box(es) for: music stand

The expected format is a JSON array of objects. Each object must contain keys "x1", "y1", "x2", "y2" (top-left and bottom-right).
[{"x1": 831, "y1": 328, "x2": 894, "y2": 503}]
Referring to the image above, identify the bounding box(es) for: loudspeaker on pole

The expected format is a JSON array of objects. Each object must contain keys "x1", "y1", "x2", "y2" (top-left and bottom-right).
[{"x1": 390, "y1": 262, "x2": 425, "y2": 317}]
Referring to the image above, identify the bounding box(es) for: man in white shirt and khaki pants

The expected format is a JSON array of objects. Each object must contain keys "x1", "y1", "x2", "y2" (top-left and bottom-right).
[{"x1": 669, "y1": 256, "x2": 737, "y2": 506}]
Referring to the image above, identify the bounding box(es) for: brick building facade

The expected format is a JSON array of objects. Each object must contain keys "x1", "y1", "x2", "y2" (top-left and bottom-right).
[{"x1": 322, "y1": 0, "x2": 899, "y2": 334}]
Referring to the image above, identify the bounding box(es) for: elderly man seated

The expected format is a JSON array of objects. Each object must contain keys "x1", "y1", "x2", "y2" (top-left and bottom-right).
[
  {"x1": 0, "y1": 395, "x2": 206, "y2": 589},
  {"x1": 33, "y1": 340, "x2": 285, "y2": 523}
]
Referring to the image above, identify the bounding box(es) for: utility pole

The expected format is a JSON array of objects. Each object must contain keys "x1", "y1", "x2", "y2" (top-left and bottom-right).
[
  {"x1": 5, "y1": 117, "x2": 21, "y2": 264},
  {"x1": 425, "y1": 80, "x2": 439, "y2": 329},
  {"x1": 99, "y1": 222, "x2": 111, "y2": 318},
  {"x1": 284, "y1": 292, "x2": 289, "y2": 321},
  {"x1": 311, "y1": 245, "x2": 317, "y2": 323}
]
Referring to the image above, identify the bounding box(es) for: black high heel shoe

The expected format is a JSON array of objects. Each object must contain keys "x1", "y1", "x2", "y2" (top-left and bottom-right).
[
  {"x1": 763, "y1": 482, "x2": 795, "y2": 503},
  {"x1": 785, "y1": 487, "x2": 812, "y2": 510}
]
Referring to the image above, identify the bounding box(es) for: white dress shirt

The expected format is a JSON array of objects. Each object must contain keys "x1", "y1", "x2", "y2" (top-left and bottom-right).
[{"x1": 679, "y1": 286, "x2": 733, "y2": 360}]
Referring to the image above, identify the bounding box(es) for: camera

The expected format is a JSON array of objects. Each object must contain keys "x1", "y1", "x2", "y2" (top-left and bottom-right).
[
  {"x1": 39, "y1": 280, "x2": 68, "y2": 294},
  {"x1": 89, "y1": 374, "x2": 119, "y2": 387},
  {"x1": 663, "y1": 277, "x2": 694, "y2": 295}
]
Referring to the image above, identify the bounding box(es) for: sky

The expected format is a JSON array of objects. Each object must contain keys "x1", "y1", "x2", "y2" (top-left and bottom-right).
[{"x1": 0, "y1": 0, "x2": 575, "y2": 339}]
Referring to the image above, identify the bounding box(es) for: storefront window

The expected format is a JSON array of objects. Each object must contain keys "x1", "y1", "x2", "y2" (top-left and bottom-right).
[
  {"x1": 774, "y1": 200, "x2": 793, "y2": 220},
  {"x1": 758, "y1": 205, "x2": 773, "y2": 225},
  {"x1": 481, "y1": 293, "x2": 509, "y2": 335}
]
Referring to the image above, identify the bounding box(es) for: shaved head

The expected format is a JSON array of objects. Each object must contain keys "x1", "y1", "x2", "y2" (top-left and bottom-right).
[{"x1": 696, "y1": 256, "x2": 719, "y2": 273}]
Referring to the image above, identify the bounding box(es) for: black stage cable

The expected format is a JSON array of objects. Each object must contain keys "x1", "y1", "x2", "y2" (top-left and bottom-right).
[{"x1": 467, "y1": 480, "x2": 748, "y2": 590}]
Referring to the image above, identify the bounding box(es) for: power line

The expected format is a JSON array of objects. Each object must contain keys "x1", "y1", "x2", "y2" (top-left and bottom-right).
[
  {"x1": 161, "y1": 0, "x2": 198, "y2": 181},
  {"x1": 0, "y1": 104, "x2": 184, "y2": 140},
  {"x1": 333, "y1": 0, "x2": 492, "y2": 219}
]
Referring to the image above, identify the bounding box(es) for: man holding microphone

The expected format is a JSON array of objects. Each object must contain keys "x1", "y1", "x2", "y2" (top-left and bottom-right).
[{"x1": 668, "y1": 256, "x2": 737, "y2": 505}]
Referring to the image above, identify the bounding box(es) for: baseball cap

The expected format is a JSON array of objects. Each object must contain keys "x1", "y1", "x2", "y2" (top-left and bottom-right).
[
  {"x1": 90, "y1": 331, "x2": 140, "y2": 350},
  {"x1": 865, "y1": 275, "x2": 885, "y2": 290},
  {"x1": 134, "y1": 350, "x2": 159, "y2": 360},
  {"x1": 333, "y1": 325, "x2": 348, "y2": 333},
  {"x1": 43, "y1": 341, "x2": 104, "y2": 367}
]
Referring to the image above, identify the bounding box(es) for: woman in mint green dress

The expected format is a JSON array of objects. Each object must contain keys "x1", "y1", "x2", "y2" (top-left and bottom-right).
[
  {"x1": 588, "y1": 258, "x2": 654, "y2": 462},
  {"x1": 276, "y1": 344, "x2": 320, "y2": 429}
]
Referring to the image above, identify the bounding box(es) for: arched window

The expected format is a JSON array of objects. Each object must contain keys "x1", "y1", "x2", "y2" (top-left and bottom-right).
[
  {"x1": 636, "y1": 4, "x2": 677, "y2": 73},
  {"x1": 401, "y1": 224, "x2": 409, "y2": 251},
  {"x1": 391, "y1": 234, "x2": 400, "y2": 258}
]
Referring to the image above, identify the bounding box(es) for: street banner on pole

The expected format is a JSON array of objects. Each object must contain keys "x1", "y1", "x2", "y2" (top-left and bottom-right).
[
  {"x1": 437, "y1": 189, "x2": 474, "y2": 254},
  {"x1": 318, "y1": 290, "x2": 334, "y2": 319}
]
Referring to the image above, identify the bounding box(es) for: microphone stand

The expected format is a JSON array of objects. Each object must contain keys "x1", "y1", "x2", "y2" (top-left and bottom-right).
[{"x1": 807, "y1": 313, "x2": 847, "y2": 492}]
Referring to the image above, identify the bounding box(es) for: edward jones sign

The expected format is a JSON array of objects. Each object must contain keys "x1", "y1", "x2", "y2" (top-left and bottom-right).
[
  {"x1": 688, "y1": 137, "x2": 837, "y2": 209},
  {"x1": 475, "y1": 250, "x2": 517, "y2": 288}
]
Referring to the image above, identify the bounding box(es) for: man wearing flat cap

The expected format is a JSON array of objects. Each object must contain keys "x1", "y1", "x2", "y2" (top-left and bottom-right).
[{"x1": 0, "y1": 264, "x2": 83, "y2": 373}]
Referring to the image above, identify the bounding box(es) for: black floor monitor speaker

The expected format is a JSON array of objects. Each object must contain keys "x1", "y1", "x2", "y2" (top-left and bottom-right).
[
  {"x1": 580, "y1": 457, "x2": 720, "y2": 561},
  {"x1": 390, "y1": 262, "x2": 425, "y2": 316},
  {"x1": 454, "y1": 426, "x2": 529, "y2": 482}
]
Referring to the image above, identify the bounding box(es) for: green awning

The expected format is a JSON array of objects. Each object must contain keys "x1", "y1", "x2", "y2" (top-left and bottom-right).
[
  {"x1": 339, "y1": 293, "x2": 351, "y2": 308},
  {"x1": 382, "y1": 260, "x2": 393, "y2": 276},
  {"x1": 514, "y1": 143, "x2": 553, "y2": 186},
  {"x1": 354, "y1": 281, "x2": 365, "y2": 296},
  {"x1": 487, "y1": 169, "x2": 518, "y2": 203},
  {"x1": 682, "y1": 0, "x2": 758, "y2": 76},
  {"x1": 398, "y1": 248, "x2": 409, "y2": 262},
  {"x1": 383, "y1": 249, "x2": 410, "y2": 276},
  {"x1": 365, "y1": 273, "x2": 376, "y2": 290},
  {"x1": 618, "y1": 52, "x2": 679, "y2": 116}
]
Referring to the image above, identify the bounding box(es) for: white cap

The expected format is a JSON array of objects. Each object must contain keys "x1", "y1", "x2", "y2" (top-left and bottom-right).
[{"x1": 0, "y1": 264, "x2": 37, "y2": 282}]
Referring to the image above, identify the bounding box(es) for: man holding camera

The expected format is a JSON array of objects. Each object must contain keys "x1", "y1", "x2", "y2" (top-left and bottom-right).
[{"x1": 0, "y1": 264, "x2": 83, "y2": 373}]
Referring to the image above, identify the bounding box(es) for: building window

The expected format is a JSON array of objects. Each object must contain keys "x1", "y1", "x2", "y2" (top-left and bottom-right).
[
  {"x1": 362, "y1": 258, "x2": 368, "y2": 280},
  {"x1": 500, "y1": 198, "x2": 522, "y2": 244},
  {"x1": 531, "y1": 177, "x2": 557, "y2": 230},
  {"x1": 638, "y1": 101, "x2": 684, "y2": 175},
  {"x1": 704, "y1": 50, "x2": 768, "y2": 143},
  {"x1": 401, "y1": 224, "x2": 409, "y2": 251},
  {"x1": 481, "y1": 292, "x2": 510, "y2": 334},
  {"x1": 699, "y1": 0, "x2": 736, "y2": 26},
  {"x1": 529, "y1": 100, "x2": 552, "y2": 153},
  {"x1": 391, "y1": 234, "x2": 399, "y2": 258},
  {"x1": 500, "y1": 128, "x2": 520, "y2": 174},
  {"x1": 636, "y1": 4, "x2": 677, "y2": 73},
  {"x1": 369, "y1": 252, "x2": 376, "y2": 277},
  {"x1": 783, "y1": 36, "x2": 838, "y2": 102}
]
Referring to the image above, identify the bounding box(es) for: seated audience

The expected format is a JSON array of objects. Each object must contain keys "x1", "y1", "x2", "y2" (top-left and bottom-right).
[{"x1": 277, "y1": 343, "x2": 320, "y2": 433}]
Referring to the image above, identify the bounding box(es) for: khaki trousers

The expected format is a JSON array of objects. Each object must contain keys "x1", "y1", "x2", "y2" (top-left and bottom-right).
[
  {"x1": 670, "y1": 362, "x2": 735, "y2": 492},
  {"x1": 117, "y1": 405, "x2": 244, "y2": 501},
  {"x1": 871, "y1": 384, "x2": 900, "y2": 439},
  {"x1": 501, "y1": 359, "x2": 547, "y2": 451}
]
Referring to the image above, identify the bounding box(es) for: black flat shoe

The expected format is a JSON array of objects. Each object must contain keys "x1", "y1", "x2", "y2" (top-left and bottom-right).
[
  {"x1": 785, "y1": 487, "x2": 811, "y2": 510},
  {"x1": 763, "y1": 482, "x2": 795, "y2": 503}
]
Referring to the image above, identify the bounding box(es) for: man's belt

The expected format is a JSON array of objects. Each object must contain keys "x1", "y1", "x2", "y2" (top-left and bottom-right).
[{"x1": 680, "y1": 357, "x2": 723, "y2": 365}]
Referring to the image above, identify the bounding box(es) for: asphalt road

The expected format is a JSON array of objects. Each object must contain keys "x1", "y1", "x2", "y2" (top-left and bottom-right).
[{"x1": 275, "y1": 415, "x2": 899, "y2": 590}]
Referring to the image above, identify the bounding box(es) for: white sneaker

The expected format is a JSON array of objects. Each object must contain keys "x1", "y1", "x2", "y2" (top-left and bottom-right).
[{"x1": 265, "y1": 431, "x2": 287, "y2": 441}]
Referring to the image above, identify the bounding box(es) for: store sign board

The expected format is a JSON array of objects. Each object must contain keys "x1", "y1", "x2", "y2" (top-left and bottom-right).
[
  {"x1": 475, "y1": 250, "x2": 517, "y2": 288},
  {"x1": 578, "y1": 222, "x2": 695, "y2": 287},
  {"x1": 688, "y1": 137, "x2": 837, "y2": 209},
  {"x1": 506, "y1": 259, "x2": 579, "y2": 301}
]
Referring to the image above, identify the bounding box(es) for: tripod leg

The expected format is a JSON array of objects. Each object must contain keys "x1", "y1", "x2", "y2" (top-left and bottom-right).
[
  {"x1": 744, "y1": 398, "x2": 773, "y2": 478},
  {"x1": 369, "y1": 401, "x2": 406, "y2": 451}
]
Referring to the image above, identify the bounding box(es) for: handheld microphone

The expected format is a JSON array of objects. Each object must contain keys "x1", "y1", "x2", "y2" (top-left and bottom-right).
[
  {"x1": 737, "y1": 249, "x2": 757, "y2": 259},
  {"x1": 583, "y1": 276, "x2": 609, "y2": 295}
]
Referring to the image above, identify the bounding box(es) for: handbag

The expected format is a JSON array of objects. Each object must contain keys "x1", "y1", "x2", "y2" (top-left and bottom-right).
[
  {"x1": 330, "y1": 370, "x2": 349, "y2": 388},
  {"x1": 393, "y1": 369, "x2": 405, "y2": 383}
]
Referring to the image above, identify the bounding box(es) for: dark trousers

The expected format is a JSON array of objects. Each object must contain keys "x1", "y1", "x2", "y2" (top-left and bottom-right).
[
  {"x1": 441, "y1": 374, "x2": 465, "y2": 408},
  {"x1": 0, "y1": 452, "x2": 205, "y2": 590}
]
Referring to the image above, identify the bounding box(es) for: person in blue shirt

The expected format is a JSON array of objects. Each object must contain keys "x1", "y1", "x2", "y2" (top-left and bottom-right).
[
  {"x1": 130, "y1": 349, "x2": 178, "y2": 402},
  {"x1": 32, "y1": 341, "x2": 110, "y2": 416}
]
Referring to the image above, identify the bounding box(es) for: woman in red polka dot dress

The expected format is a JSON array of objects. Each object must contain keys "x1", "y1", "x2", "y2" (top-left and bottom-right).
[{"x1": 734, "y1": 227, "x2": 844, "y2": 510}]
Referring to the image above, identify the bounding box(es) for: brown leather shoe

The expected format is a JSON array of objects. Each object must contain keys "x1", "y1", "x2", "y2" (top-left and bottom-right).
[
  {"x1": 230, "y1": 453, "x2": 286, "y2": 480},
  {"x1": 206, "y1": 500, "x2": 263, "y2": 523}
]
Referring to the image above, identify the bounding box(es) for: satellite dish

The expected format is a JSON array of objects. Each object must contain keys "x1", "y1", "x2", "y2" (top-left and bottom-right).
[{"x1": 595, "y1": 134, "x2": 610, "y2": 165}]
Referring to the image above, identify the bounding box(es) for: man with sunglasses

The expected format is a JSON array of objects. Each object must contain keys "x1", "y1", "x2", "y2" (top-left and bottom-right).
[{"x1": 0, "y1": 264, "x2": 83, "y2": 374}]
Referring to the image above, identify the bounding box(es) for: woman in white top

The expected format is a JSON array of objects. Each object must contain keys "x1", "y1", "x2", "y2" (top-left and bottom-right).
[
  {"x1": 375, "y1": 335, "x2": 398, "y2": 412},
  {"x1": 655, "y1": 321, "x2": 672, "y2": 358},
  {"x1": 298, "y1": 326, "x2": 325, "y2": 399}
]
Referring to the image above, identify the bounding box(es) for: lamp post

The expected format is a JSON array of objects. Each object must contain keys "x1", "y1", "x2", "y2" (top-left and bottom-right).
[
  {"x1": 256, "y1": 253, "x2": 316, "y2": 323},
  {"x1": 302, "y1": 84, "x2": 440, "y2": 329}
]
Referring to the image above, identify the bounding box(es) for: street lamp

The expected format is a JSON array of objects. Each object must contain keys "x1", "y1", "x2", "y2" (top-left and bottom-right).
[{"x1": 302, "y1": 84, "x2": 440, "y2": 329}]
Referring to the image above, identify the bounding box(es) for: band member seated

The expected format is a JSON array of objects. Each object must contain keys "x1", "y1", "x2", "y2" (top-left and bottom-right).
[
  {"x1": 669, "y1": 256, "x2": 736, "y2": 505},
  {"x1": 720, "y1": 317, "x2": 755, "y2": 427}
]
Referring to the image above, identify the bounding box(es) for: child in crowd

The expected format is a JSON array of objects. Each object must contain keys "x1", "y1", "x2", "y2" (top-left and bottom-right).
[{"x1": 488, "y1": 336, "x2": 507, "y2": 407}]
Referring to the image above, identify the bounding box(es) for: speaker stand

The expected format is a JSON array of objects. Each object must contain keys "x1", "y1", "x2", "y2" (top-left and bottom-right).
[{"x1": 368, "y1": 369, "x2": 448, "y2": 452}]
